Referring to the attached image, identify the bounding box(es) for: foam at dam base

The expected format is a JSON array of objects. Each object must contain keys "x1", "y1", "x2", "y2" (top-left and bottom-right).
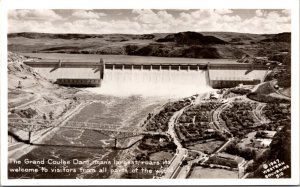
[{"x1": 86, "y1": 69, "x2": 212, "y2": 97}]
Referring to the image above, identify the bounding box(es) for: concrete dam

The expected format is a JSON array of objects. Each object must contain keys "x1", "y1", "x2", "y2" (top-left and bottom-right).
[{"x1": 24, "y1": 59, "x2": 269, "y2": 96}]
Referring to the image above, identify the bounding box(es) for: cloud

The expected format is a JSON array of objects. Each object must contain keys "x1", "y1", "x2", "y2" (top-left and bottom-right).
[
  {"x1": 190, "y1": 9, "x2": 216, "y2": 19},
  {"x1": 214, "y1": 9, "x2": 233, "y2": 15},
  {"x1": 132, "y1": 9, "x2": 174, "y2": 25},
  {"x1": 255, "y1": 10, "x2": 264, "y2": 17},
  {"x1": 222, "y1": 15, "x2": 241, "y2": 22},
  {"x1": 267, "y1": 11, "x2": 290, "y2": 23},
  {"x1": 71, "y1": 10, "x2": 106, "y2": 19},
  {"x1": 8, "y1": 9, "x2": 62, "y2": 21},
  {"x1": 7, "y1": 9, "x2": 291, "y2": 34},
  {"x1": 58, "y1": 18, "x2": 144, "y2": 34},
  {"x1": 132, "y1": 9, "x2": 160, "y2": 24},
  {"x1": 8, "y1": 19, "x2": 57, "y2": 33},
  {"x1": 175, "y1": 9, "x2": 241, "y2": 32},
  {"x1": 282, "y1": 9, "x2": 291, "y2": 16},
  {"x1": 239, "y1": 12, "x2": 291, "y2": 34}
]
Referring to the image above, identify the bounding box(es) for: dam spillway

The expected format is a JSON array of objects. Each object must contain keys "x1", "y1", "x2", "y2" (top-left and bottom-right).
[
  {"x1": 24, "y1": 59, "x2": 269, "y2": 95},
  {"x1": 99, "y1": 68, "x2": 209, "y2": 96}
]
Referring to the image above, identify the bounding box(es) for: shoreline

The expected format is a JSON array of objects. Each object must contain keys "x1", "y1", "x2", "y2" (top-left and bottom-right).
[{"x1": 8, "y1": 101, "x2": 92, "y2": 161}]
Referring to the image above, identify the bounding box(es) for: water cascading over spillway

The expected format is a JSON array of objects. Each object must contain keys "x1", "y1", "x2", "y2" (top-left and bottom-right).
[{"x1": 87, "y1": 68, "x2": 212, "y2": 97}]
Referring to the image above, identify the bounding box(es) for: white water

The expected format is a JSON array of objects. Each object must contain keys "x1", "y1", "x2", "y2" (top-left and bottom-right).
[{"x1": 86, "y1": 69, "x2": 212, "y2": 97}]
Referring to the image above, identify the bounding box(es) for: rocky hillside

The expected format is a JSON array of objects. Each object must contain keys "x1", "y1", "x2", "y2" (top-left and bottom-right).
[
  {"x1": 8, "y1": 51, "x2": 28, "y2": 64},
  {"x1": 8, "y1": 31, "x2": 291, "y2": 59},
  {"x1": 8, "y1": 52, "x2": 54, "y2": 90},
  {"x1": 8, "y1": 52, "x2": 80, "y2": 126}
]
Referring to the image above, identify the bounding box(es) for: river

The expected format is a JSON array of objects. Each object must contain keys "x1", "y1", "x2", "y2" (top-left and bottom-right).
[{"x1": 8, "y1": 95, "x2": 169, "y2": 179}]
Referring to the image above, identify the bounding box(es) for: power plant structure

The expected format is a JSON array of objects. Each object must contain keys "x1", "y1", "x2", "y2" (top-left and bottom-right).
[{"x1": 24, "y1": 58, "x2": 269, "y2": 89}]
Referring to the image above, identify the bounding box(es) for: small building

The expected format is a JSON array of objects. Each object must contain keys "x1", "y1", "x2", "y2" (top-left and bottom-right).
[
  {"x1": 263, "y1": 131, "x2": 276, "y2": 138},
  {"x1": 159, "y1": 138, "x2": 166, "y2": 143},
  {"x1": 254, "y1": 57, "x2": 268, "y2": 60},
  {"x1": 208, "y1": 152, "x2": 245, "y2": 168},
  {"x1": 255, "y1": 130, "x2": 276, "y2": 139},
  {"x1": 216, "y1": 152, "x2": 246, "y2": 168},
  {"x1": 210, "y1": 92, "x2": 219, "y2": 99},
  {"x1": 253, "y1": 138, "x2": 272, "y2": 148},
  {"x1": 253, "y1": 57, "x2": 269, "y2": 65},
  {"x1": 220, "y1": 99, "x2": 228, "y2": 104},
  {"x1": 253, "y1": 130, "x2": 276, "y2": 148},
  {"x1": 191, "y1": 95, "x2": 197, "y2": 100},
  {"x1": 205, "y1": 129, "x2": 215, "y2": 133}
]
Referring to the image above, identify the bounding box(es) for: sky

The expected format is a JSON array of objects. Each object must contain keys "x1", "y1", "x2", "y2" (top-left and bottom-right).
[{"x1": 8, "y1": 9, "x2": 291, "y2": 34}]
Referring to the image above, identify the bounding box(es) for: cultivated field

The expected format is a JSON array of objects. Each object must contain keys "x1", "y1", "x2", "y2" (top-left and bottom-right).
[
  {"x1": 188, "y1": 166, "x2": 238, "y2": 179},
  {"x1": 187, "y1": 140, "x2": 225, "y2": 154},
  {"x1": 149, "y1": 151, "x2": 173, "y2": 161}
]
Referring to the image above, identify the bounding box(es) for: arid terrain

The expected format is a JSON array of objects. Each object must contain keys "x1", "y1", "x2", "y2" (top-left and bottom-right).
[{"x1": 8, "y1": 31, "x2": 290, "y2": 61}]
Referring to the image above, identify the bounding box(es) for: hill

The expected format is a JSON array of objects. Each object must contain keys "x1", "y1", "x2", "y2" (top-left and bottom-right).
[
  {"x1": 261, "y1": 32, "x2": 291, "y2": 43},
  {"x1": 8, "y1": 31, "x2": 291, "y2": 59},
  {"x1": 156, "y1": 31, "x2": 228, "y2": 45}
]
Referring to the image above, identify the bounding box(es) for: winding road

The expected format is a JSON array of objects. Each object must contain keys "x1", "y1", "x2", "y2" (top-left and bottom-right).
[
  {"x1": 162, "y1": 105, "x2": 190, "y2": 179},
  {"x1": 162, "y1": 93, "x2": 216, "y2": 179}
]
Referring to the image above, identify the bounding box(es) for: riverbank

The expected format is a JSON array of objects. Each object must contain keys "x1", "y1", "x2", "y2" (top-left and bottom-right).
[
  {"x1": 8, "y1": 94, "x2": 171, "y2": 179},
  {"x1": 8, "y1": 101, "x2": 91, "y2": 160}
]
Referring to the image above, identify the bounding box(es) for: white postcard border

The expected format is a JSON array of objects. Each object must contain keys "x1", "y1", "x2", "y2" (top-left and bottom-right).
[{"x1": 1, "y1": 0, "x2": 299, "y2": 185}]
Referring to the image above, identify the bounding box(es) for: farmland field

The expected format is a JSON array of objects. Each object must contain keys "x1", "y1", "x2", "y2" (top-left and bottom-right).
[
  {"x1": 149, "y1": 151, "x2": 174, "y2": 161},
  {"x1": 188, "y1": 166, "x2": 238, "y2": 179},
  {"x1": 187, "y1": 140, "x2": 224, "y2": 154}
]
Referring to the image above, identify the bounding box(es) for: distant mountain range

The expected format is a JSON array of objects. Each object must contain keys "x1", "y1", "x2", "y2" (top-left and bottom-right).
[{"x1": 8, "y1": 31, "x2": 291, "y2": 59}]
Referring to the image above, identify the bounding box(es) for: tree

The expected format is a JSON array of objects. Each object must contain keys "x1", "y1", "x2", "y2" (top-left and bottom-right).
[
  {"x1": 17, "y1": 81, "x2": 23, "y2": 88},
  {"x1": 42, "y1": 113, "x2": 47, "y2": 120},
  {"x1": 181, "y1": 160, "x2": 188, "y2": 166},
  {"x1": 49, "y1": 111, "x2": 54, "y2": 120}
]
